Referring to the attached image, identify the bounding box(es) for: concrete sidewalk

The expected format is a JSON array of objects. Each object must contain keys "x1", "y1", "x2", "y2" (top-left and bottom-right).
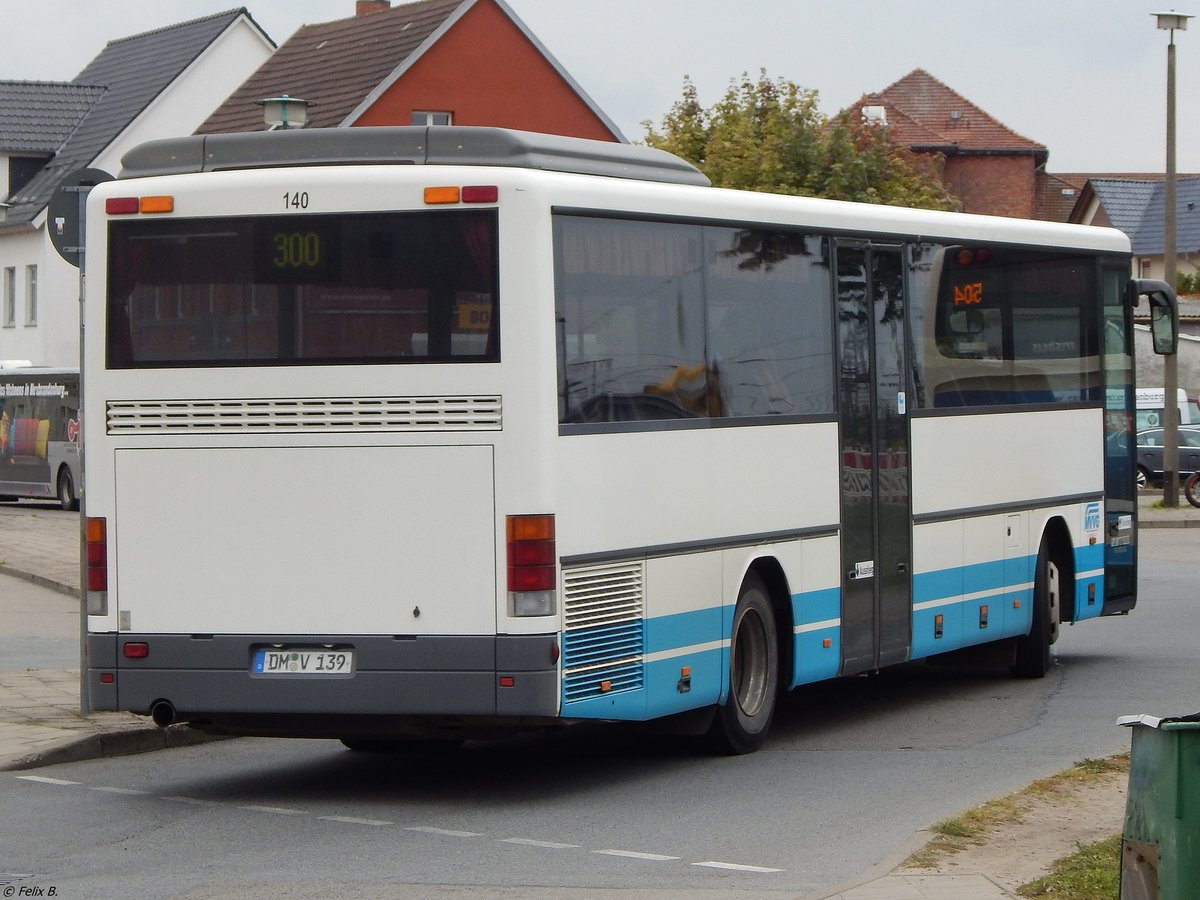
[
  {"x1": 2, "y1": 497, "x2": 1191, "y2": 898},
  {"x1": 0, "y1": 504, "x2": 212, "y2": 772}
]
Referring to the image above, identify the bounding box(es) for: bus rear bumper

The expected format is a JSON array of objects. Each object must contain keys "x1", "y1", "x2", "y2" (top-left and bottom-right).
[{"x1": 85, "y1": 632, "x2": 561, "y2": 734}]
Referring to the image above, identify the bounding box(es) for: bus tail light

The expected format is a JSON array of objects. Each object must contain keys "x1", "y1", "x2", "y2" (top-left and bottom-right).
[
  {"x1": 462, "y1": 185, "x2": 498, "y2": 203},
  {"x1": 507, "y1": 514, "x2": 556, "y2": 617},
  {"x1": 105, "y1": 196, "x2": 175, "y2": 215},
  {"x1": 86, "y1": 517, "x2": 108, "y2": 615},
  {"x1": 424, "y1": 185, "x2": 498, "y2": 205}
]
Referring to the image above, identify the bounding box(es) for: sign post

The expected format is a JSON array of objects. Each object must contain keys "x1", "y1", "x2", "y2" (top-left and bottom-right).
[{"x1": 51, "y1": 167, "x2": 112, "y2": 716}]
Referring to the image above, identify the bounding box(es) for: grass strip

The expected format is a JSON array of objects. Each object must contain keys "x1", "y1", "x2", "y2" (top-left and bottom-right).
[
  {"x1": 902, "y1": 754, "x2": 1128, "y2": 870},
  {"x1": 1016, "y1": 834, "x2": 1121, "y2": 898}
]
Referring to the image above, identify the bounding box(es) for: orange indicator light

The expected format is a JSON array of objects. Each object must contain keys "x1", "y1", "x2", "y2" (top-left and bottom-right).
[
  {"x1": 424, "y1": 186, "x2": 461, "y2": 204},
  {"x1": 139, "y1": 196, "x2": 174, "y2": 214}
]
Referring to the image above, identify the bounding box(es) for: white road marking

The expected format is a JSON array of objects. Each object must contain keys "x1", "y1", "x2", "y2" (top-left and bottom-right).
[
  {"x1": 90, "y1": 786, "x2": 149, "y2": 795},
  {"x1": 593, "y1": 849, "x2": 681, "y2": 861},
  {"x1": 319, "y1": 815, "x2": 391, "y2": 826},
  {"x1": 16, "y1": 775, "x2": 79, "y2": 786},
  {"x1": 20, "y1": 774, "x2": 790, "y2": 874},
  {"x1": 162, "y1": 796, "x2": 222, "y2": 806},
  {"x1": 406, "y1": 826, "x2": 482, "y2": 837},
  {"x1": 693, "y1": 861, "x2": 785, "y2": 873}
]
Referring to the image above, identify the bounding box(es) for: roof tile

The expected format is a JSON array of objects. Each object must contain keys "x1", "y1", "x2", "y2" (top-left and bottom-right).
[{"x1": 0, "y1": 82, "x2": 106, "y2": 153}]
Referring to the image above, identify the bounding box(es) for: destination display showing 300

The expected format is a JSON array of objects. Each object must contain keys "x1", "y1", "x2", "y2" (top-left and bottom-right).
[{"x1": 253, "y1": 222, "x2": 338, "y2": 283}]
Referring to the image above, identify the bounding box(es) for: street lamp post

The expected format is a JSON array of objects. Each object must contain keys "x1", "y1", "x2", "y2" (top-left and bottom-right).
[{"x1": 1155, "y1": 11, "x2": 1192, "y2": 507}]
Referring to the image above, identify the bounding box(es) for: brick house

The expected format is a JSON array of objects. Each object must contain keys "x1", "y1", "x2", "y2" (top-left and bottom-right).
[
  {"x1": 858, "y1": 69, "x2": 1048, "y2": 218},
  {"x1": 197, "y1": 0, "x2": 623, "y2": 141}
]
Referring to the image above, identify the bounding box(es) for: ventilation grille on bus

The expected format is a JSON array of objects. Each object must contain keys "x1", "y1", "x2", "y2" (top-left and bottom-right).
[
  {"x1": 106, "y1": 396, "x2": 502, "y2": 434},
  {"x1": 561, "y1": 562, "x2": 645, "y2": 704}
]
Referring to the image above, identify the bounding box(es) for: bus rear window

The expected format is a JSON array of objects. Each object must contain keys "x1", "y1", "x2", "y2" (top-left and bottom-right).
[{"x1": 106, "y1": 210, "x2": 498, "y2": 367}]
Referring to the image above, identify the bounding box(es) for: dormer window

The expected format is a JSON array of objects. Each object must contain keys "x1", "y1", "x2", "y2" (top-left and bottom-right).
[{"x1": 413, "y1": 111, "x2": 452, "y2": 126}]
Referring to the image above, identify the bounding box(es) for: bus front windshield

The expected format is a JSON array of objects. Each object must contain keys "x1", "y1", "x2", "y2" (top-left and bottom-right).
[{"x1": 105, "y1": 209, "x2": 498, "y2": 368}]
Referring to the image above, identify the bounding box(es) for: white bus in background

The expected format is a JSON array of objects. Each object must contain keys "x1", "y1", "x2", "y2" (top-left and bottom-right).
[
  {"x1": 0, "y1": 364, "x2": 81, "y2": 510},
  {"x1": 1135, "y1": 386, "x2": 1198, "y2": 430},
  {"x1": 80, "y1": 127, "x2": 1177, "y2": 753}
]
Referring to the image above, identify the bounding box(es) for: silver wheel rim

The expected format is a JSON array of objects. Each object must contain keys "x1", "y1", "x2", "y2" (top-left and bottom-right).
[{"x1": 732, "y1": 607, "x2": 769, "y2": 717}]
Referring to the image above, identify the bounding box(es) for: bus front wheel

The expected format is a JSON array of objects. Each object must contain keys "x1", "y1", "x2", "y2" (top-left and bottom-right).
[
  {"x1": 708, "y1": 571, "x2": 778, "y2": 754},
  {"x1": 1011, "y1": 541, "x2": 1058, "y2": 678}
]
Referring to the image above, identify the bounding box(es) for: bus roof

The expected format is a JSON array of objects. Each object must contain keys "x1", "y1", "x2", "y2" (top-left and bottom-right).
[{"x1": 118, "y1": 126, "x2": 712, "y2": 188}]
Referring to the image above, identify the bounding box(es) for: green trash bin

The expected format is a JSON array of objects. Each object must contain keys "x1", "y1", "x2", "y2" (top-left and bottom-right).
[{"x1": 1118, "y1": 713, "x2": 1200, "y2": 899}]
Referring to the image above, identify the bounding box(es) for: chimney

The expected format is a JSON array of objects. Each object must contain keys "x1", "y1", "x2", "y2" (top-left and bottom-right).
[{"x1": 356, "y1": 1, "x2": 390, "y2": 14}]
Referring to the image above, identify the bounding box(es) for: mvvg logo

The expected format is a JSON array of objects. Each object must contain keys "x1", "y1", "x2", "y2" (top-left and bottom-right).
[{"x1": 1084, "y1": 502, "x2": 1102, "y2": 532}]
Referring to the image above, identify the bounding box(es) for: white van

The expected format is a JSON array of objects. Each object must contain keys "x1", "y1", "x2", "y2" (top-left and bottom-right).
[{"x1": 1136, "y1": 387, "x2": 1199, "y2": 430}]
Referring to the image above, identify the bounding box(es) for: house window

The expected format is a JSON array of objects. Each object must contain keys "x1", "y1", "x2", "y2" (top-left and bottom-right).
[
  {"x1": 25, "y1": 265, "x2": 37, "y2": 326},
  {"x1": 3, "y1": 267, "x2": 14, "y2": 328},
  {"x1": 412, "y1": 111, "x2": 452, "y2": 126}
]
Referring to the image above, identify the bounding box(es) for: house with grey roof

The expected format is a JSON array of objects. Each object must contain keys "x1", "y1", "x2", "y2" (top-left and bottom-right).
[
  {"x1": 1071, "y1": 176, "x2": 1200, "y2": 286},
  {"x1": 1070, "y1": 176, "x2": 1200, "y2": 397},
  {"x1": 0, "y1": 9, "x2": 274, "y2": 367}
]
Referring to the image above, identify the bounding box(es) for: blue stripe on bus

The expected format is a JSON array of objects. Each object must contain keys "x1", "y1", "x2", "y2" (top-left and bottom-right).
[
  {"x1": 792, "y1": 586, "x2": 840, "y2": 624},
  {"x1": 563, "y1": 543, "x2": 1106, "y2": 718},
  {"x1": 644, "y1": 606, "x2": 725, "y2": 656},
  {"x1": 790, "y1": 586, "x2": 841, "y2": 686},
  {"x1": 913, "y1": 557, "x2": 1023, "y2": 606},
  {"x1": 1073, "y1": 542, "x2": 1104, "y2": 622}
]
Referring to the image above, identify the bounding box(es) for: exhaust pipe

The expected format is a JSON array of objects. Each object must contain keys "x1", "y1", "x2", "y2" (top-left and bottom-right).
[{"x1": 150, "y1": 700, "x2": 176, "y2": 728}]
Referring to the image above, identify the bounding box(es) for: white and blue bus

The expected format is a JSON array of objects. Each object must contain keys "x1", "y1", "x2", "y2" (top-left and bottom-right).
[{"x1": 80, "y1": 127, "x2": 1176, "y2": 753}]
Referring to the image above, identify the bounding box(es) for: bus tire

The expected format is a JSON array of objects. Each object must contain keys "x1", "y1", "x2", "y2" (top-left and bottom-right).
[
  {"x1": 1011, "y1": 541, "x2": 1055, "y2": 678},
  {"x1": 57, "y1": 467, "x2": 78, "y2": 512},
  {"x1": 708, "y1": 571, "x2": 778, "y2": 754}
]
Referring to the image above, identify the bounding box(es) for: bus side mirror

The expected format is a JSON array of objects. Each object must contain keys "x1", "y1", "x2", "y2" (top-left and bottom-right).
[{"x1": 1127, "y1": 278, "x2": 1178, "y2": 356}]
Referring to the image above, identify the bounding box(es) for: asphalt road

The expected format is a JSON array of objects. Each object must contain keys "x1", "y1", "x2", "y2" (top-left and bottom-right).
[{"x1": 1, "y1": 529, "x2": 1197, "y2": 898}]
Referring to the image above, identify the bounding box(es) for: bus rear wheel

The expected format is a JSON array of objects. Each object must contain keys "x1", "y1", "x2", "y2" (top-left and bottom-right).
[
  {"x1": 708, "y1": 571, "x2": 778, "y2": 754},
  {"x1": 57, "y1": 467, "x2": 78, "y2": 511}
]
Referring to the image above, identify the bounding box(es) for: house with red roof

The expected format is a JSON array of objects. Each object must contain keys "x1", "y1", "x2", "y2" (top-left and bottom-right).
[
  {"x1": 858, "y1": 69, "x2": 1048, "y2": 219},
  {"x1": 197, "y1": 0, "x2": 623, "y2": 142}
]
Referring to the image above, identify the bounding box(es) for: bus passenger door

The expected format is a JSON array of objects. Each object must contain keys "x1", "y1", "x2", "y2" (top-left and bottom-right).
[{"x1": 835, "y1": 243, "x2": 912, "y2": 675}]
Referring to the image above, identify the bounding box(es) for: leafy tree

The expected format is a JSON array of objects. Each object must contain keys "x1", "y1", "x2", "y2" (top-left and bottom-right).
[{"x1": 643, "y1": 71, "x2": 958, "y2": 211}]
